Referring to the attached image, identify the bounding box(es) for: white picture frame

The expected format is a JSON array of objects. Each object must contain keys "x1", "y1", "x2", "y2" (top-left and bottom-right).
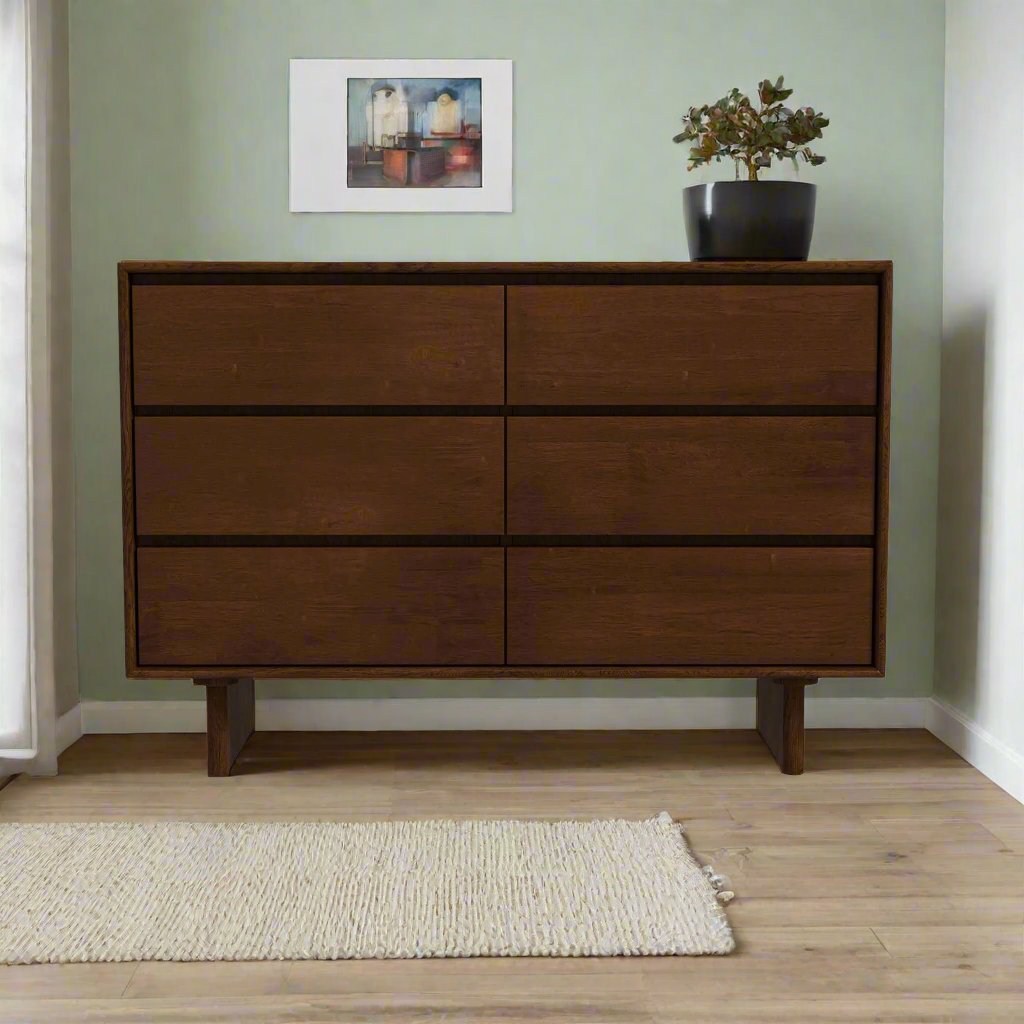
[{"x1": 289, "y1": 59, "x2": 513, "y2": 212}]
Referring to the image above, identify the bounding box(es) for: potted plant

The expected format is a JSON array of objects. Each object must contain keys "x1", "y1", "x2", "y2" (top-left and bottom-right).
[{"x1": 673, "y1": 76, "x2": 829, "y2": 260}]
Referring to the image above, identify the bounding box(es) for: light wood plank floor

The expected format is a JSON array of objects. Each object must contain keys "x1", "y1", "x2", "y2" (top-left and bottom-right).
[{"x1": 1, "y1": 729, "x2": 1022, "y2": 1023}]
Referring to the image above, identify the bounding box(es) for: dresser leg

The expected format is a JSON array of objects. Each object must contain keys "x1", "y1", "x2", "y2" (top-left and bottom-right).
[
  {"x1": 756, "y1": 677, "x2": 816, "y2": 775},
  {"x1": 194, "y1": 677, "x2": 255, "y2": 777}
]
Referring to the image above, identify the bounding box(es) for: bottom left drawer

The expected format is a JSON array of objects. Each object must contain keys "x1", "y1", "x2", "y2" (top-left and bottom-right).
[{"x1": 136, "y1": 547, "x2": 505, "y2": 667}]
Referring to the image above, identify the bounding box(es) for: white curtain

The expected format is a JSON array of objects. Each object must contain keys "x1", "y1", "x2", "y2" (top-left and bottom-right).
[
  {"x1": 0, "y1": 0, "x2": 59, "y2": 774},
  {"x1": 0, "y1": 0, "x2": 32, "y2": 759}
]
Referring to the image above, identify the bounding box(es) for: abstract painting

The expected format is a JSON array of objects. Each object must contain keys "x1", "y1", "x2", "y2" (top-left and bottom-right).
[{"x1": 290, "y1": 60, "x2": 513, "y2": 212}]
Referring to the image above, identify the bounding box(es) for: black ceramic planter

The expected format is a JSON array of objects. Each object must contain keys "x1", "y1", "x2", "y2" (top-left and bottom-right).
[{"x1": 683, "y1": 181, "x2": 816, "y2": 261}]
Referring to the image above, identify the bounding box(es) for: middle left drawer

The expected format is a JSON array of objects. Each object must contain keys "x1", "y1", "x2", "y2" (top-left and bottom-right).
[{"x1": 134, "y1": 416, "x2": 504, "y2": 536}]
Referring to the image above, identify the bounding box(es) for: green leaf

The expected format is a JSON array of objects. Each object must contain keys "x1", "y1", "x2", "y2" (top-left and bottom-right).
[{"x1": 677, "y1": 76, "x2": 827, "y2": 174}]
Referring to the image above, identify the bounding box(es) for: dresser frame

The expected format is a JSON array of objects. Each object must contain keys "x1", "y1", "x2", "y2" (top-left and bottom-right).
[{"x1": 119, "y1": 261, "x2": 892, "y2": 776}]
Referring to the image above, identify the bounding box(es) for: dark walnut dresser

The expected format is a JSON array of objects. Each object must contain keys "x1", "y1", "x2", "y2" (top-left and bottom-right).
[{"x1": 119, "y1": 261, "x2": 892, "y2": 776}]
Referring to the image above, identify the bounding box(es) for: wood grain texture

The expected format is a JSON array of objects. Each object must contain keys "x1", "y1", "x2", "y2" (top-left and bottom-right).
[
  {"x1": 195, "y1": 678, "x2": 255, "y2": 777},
  {"x1": 131, "y1": 285, "x2": 504, "y2": 405},
  {"x1": 115, "y1": 663, "x2": 883, "y2": 680},
  {"x1": 507, "y1": 285, "x2": 878, "y2": 405},
  {"x1": 135, "y1": 417, "x2": 503, "y2": 536},
  {"x1": 2, "y1": 727, "x2": 1021, "y2": 1023},
  {"x1": 118, "y1": 266, "x2": 137, "y2": 672},
  {"x1": 756, "y1": 677, "x2": 816, "y2": 775},
  {"x1": 873, "y1": 264, "x2": 893, "y2": 673},
  {"x1": 118, "y1": 262, "x2": 893, "y2": 683},
  {"x1": 120, "y1": 259, "x2": 894, "y2": 275},
  {"x1": 508, "y1": 416, "x2": 876, "y2": 535},
  {"x1": 136, "y1": 547, "x2": 504, "y2": 667},
  {"x1": 507, "y1": 548, "x2": 874, "y2": 666}
]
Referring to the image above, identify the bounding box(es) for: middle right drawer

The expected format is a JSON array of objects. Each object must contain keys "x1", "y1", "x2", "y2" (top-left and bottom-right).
[{"x1": 507, "y1": 416, "x2": 876, "y2": 535}]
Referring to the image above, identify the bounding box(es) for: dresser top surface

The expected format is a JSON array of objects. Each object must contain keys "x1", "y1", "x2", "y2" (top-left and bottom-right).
[{"x1": 119, "y1": 260, "x2": 892, "y2": 276}]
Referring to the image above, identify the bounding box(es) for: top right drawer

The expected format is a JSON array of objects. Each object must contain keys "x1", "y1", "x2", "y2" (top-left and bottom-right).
[{"x1": 507, "y1": 285, "x2": 878, "y2": 406}]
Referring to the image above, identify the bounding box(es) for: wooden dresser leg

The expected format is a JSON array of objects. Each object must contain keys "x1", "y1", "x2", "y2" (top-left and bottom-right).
[
  {"x1": 756, "y1": 677, "x2": 816, "y2": 775},
  {"x1": 194, "y1": 677, "x2": 255, "y2": 777}
]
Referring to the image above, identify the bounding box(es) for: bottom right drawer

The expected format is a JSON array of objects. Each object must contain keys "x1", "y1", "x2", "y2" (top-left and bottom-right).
[{"x1": 506, "y1": 547, "x2": 874, "y2": 667}]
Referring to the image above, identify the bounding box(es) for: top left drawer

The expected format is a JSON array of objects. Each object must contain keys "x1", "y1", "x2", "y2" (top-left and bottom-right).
[{"x1": 131, "y1": 284, "x2": 505, "y2": 406}]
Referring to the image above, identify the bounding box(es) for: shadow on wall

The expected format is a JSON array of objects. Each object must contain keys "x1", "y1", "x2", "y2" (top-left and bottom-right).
[
  {"x1": 934, "y1": 305, "x2": 987, "y2": 719},
  {"x1": 935, "y1": 285, "x2": 1024, "y2": 749}
]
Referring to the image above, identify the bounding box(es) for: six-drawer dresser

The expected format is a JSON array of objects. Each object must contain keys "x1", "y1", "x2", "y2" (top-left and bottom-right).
[{"x1": 119, "y1": 261, "x2": 892, "y2": 776}]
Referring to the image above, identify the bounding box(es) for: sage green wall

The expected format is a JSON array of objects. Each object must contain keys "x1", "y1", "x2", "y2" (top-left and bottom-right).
[{"x1": 70, "y1": 0, "x2": 945, "y2": 702}]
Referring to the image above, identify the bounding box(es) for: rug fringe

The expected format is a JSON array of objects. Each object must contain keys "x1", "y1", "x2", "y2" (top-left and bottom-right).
[
  {"x1": 701, "y1": 864, "x2": 735, "y2": 904},
  {"x1": 656, "y1": 811, "x2": 735, "y2": 904}
]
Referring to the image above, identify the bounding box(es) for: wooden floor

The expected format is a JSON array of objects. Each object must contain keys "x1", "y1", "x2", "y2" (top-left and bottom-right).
[{"x1": 1, "y1": 729, "x2": 1022, "y2": 1023}]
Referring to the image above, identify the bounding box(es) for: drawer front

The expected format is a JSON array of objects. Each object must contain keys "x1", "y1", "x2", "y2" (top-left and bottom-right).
[
  {"x1": 132, "y1": 285, "x2": 504, "y2": 405},
  {"x1": 135, "y1": 417, "x2": 503, "y2": 536},
  {"x1": 508, "y1": 416, "x2": 875, "y2": 535},
  {"x1": 507, "y1": 285, "x2": 878, "y2": 405},
  {"x1": 137, "y1": 548, "x2": 504, "y2": 666},
  {"x1": 507, "y1": 547, "x2": 873, "y2": 665}
]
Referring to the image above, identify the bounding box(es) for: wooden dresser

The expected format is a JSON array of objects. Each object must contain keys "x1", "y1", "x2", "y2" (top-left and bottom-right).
[{"x1": 119, "y1": 261, "x2": 892, "y2": 776}]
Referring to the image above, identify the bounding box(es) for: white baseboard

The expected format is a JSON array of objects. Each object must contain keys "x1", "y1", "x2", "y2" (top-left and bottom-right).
[
  {"x1": 55, "y1": 703, "x2": 83, "y2": 754},
  {"x1": 926, "y1": 697, "x2": 1024, "y2": 805},
  {"x1": 79, "y1": 696, "x2": 929, "y2": 735}
]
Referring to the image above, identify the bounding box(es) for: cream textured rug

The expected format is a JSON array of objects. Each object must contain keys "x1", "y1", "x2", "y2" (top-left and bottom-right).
[{"x1": 0, "y1": 814, "x2": 734, "y2": 963}]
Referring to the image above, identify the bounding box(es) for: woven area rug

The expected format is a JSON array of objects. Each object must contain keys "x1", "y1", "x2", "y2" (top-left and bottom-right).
[{"x1": 0, "y1": 813, "x2": 734, "y2": 963}]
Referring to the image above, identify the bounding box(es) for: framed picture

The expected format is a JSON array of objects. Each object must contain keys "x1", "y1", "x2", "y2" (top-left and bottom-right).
[{"x1": 289, "y1": 59, "x2": 513, "y2": 212}]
